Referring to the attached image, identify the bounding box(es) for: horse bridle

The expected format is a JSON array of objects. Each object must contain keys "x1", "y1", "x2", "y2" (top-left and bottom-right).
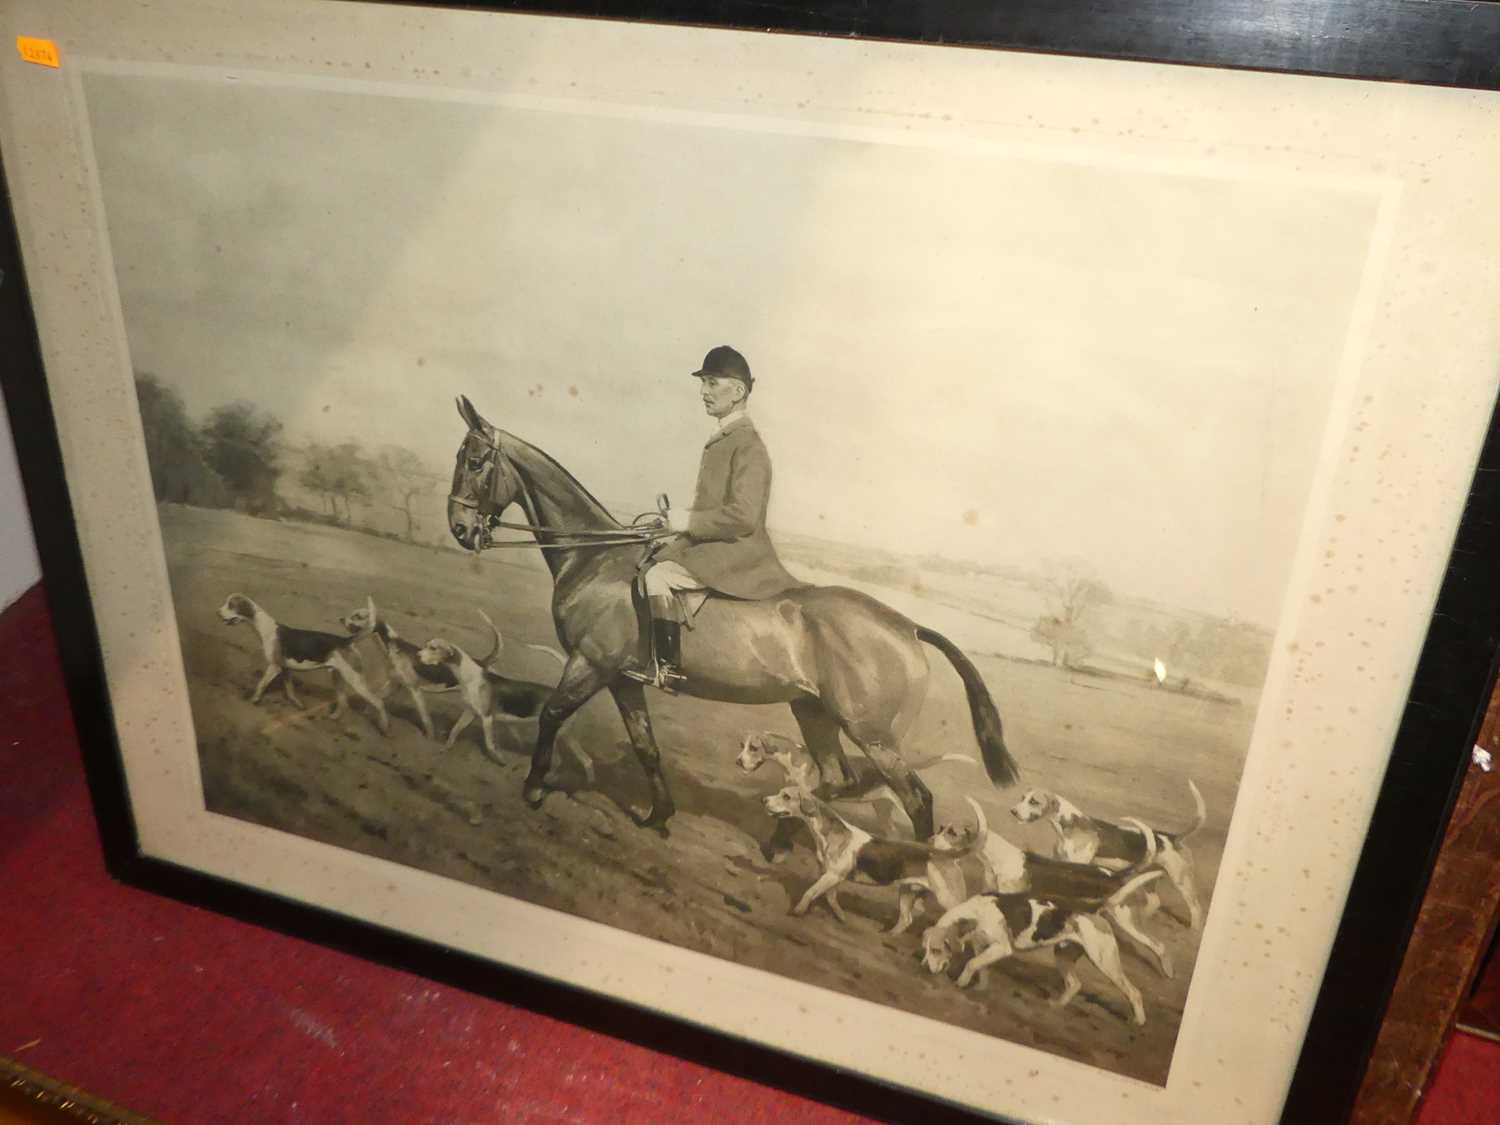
[{"x1": 450, "y1": 428, "x2": 675, "y2": 552}]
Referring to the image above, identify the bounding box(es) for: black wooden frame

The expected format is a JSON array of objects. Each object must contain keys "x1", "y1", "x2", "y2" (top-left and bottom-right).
[{"x1": 3, "y1": 3, "x2": 1500, "y2": 1122}]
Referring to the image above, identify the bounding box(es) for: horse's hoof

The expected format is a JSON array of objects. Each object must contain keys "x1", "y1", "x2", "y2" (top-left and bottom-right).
[
  {"x1": 626, "y1": 805, "x2": 671, "y2": 836},
  {"x1": 523, "y1": 784, "x2": 547, "y2": 809}
]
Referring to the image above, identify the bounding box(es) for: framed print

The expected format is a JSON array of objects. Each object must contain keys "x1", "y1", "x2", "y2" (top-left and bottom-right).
[{"x1": 4, "y1": 1, "x2": 1500, "y2": 1121}]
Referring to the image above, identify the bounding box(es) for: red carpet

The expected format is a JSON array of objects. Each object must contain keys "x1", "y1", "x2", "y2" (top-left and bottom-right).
[
  {"x1": 1416, "y1": 1031, "x2": 1500, "y2": 1125},
  {"x1": 0, "y1": 585, "x2": 865, "y2": 1124},
  {"x1": 0, "y1": 581, "x2": 1495, "y2": 1123}
]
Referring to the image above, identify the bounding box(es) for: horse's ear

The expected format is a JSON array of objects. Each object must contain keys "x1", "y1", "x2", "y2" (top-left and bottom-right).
[{"x1": 456, "y1": 395, "x2": 477, "y2": 429}]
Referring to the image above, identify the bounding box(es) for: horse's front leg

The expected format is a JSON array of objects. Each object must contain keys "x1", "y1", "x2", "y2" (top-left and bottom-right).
[
  {"x1": 525, "y1": 654, "x2": 607, "y2": 809},
  {"x1": 608, "y1": 679, "x2": 676, "y2": 834}
]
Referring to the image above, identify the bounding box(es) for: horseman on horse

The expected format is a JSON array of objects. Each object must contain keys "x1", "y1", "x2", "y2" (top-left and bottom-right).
[
  {"x1": 630, "y1": 345, "x2": 805, "y2": 693},
  {"x1": 447, "y1": 353, "x2": 1018, "y2": 838}
]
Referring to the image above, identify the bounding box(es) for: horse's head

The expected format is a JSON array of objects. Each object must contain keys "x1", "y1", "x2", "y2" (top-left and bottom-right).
[{"x1": 449, "y1": 395, "x2": 521, "y2": 550}]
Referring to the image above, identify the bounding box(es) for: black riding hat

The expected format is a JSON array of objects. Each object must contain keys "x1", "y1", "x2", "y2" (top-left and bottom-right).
[{"x1": 691, "y1": 345, "x2": 753, "y2": 392}]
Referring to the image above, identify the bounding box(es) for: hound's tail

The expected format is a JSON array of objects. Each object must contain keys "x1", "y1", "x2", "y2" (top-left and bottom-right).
[
  {"x1": 961, "y1": 796, "x2": 991, "y2": 855},
  {"x1": 916, "y1": 625, "x2": 1019, "y2": 786},
  {"x1": 526, "y1": 642, "x2": 569, "y2": 667},
  {"x1": 907, "y1": 751, "x2": 984, "y2": 772},
  {"x1": 1178, "y1": 779, "x2": 1207, "y2": 844},
  {"x1": 475, "y1": 609, "x2": 566, "y2": 673},
  {"x1": 476, "y1": 609, "x2": 503, "y2": 669},
  {"x1": 1105, "y1": 868, "x2": 1165, "y2": 908}
]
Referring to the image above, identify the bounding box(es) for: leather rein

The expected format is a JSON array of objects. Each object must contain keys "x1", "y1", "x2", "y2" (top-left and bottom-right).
[{"x1": 450, "y1": 430, "x2": 675, "y2": 553}]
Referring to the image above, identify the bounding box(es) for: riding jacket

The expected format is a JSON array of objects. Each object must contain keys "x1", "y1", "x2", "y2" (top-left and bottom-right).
[{"x1": 654, "y1": 414, "x2": 804, "y2": 600}]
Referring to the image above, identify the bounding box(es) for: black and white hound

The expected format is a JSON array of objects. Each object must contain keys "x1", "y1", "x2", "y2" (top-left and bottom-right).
[
  {"x1": 415, "y1": 630, "x2": 591, "y2": 779},
  {"x1": 762, "y1": 787, "x2": 984, "y2": 933},
  {"x1": 736, "y1": 730, "x2": 980, "y2": 805},
  {"x1": 932, "y1": 806, "x2": 1174, "y2": 977},
  {"x1": 920, "y1": 871, "x2": 1164, "y2": 1026},
  {"x1": 736, "y1": 730, "x2": 980, "y2": 855},
  {"x1": 217, "y1": 593, "x2": 388, "y2": 735},
  {"x1": 1010, "y1": 780, "x2": 1207, "y2": 931}
]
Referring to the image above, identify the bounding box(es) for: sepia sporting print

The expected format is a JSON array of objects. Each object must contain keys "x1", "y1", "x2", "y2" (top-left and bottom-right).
[{"x1": 83, "y1": 59, "x2": 1386, "y2": 1086}]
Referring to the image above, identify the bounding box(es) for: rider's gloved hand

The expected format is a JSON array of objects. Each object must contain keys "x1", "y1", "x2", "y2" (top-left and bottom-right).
[{"x1": 666, "y1": 508, "x2": 692, "y2": 533}]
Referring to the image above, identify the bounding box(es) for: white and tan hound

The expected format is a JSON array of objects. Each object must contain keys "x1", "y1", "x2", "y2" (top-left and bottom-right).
[
  {"x1": 737, "y1": 729, "x2": 981, "y2": 849},
  {"x1": 932, "y1": 807, "x2": 1174, "y2": 977},
  {"x1": 339, "y1": 602, "x2": 521, "y2": 741},
  {"x1": 416, "y1": 632, "x2": 592, "y2": 781},
  {"x1": 762, "y1": 788, "x2": 983, "y2": 933},
  {"x1": 1010, "y1": 780, "x2": 1206, "y2": 931},
  {"x1": 217, "y1": 593, "x2": 388, "y2": 735},
  {"x1": 736, "y1": 730, "x2": 980, "y2": 804},
  {"x1": 919, "y1": 871, "x2": 1164, "y2": 1026}
]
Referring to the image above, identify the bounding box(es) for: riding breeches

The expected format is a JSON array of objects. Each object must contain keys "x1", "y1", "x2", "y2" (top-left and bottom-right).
[{"x1": 643, "y1": 561, "x2": 708, "y2": 623}]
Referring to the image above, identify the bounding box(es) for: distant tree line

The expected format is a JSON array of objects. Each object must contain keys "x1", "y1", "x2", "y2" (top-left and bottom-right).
[
  {"x1": 296, "y1": 442, "x2": 441, "y2": 540},
  {"x1": 1028, "y1": 555, "x2": 1269, "y2": 688},
  {"x1": 134, "y1": 372, "x2": 444, "y2": 542},
  {"x1": 136, "y1": 373, "x2": 281, "y2": 513}
]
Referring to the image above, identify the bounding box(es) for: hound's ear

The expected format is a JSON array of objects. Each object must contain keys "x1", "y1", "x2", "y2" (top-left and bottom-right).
[{"x1": 799, "y1": 792, "x2": 818, "y2": 816}]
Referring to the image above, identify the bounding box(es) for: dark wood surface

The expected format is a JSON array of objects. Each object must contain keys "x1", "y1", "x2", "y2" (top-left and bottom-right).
[
  {"x1": 1351, "y1": 685, "x2": 1500, "y2": 1123},
  {"x1": 440, "y1": 0, "x2": 1500, "y2": 89},
  {"x1": 1457, "y1": 911, "x2": 1500, "y2": 1041}
]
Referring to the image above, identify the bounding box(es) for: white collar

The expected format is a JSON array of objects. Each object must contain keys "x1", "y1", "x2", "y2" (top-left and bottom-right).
[{"x1": 717, "y1": 406, "x2": 749, "y2": 430}]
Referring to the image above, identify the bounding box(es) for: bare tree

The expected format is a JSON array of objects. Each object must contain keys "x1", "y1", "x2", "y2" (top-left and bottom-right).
[
  {"x1": 324, "y1": 442, "x2": 372, "y2": 525},
  {"x1": 379, "y1": 445, "x2": 443, "y2": 542},
  {"x1": 298, "y1": 444, "x2": 339, "y2": 518},
  {"x1": 1031, "y1": 557, "x2": 1113, "y2": 669}
]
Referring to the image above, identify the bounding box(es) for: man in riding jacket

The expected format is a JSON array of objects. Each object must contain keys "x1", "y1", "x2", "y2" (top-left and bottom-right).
[{"x1": 641, "y1": 345, "x2": 803, "y2": 691}]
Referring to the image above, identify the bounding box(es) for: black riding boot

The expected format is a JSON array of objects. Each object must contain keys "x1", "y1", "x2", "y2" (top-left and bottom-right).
[{"x1": 652, "y1": 619, "x2": 687, "y2": 693}]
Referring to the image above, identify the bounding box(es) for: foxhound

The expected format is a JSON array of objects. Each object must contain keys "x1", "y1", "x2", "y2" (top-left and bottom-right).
[
  {"x1": 415, "y1": 632, "x2": 592, "y2": 781},
  {"x1": 919, "y1": 870, "x2": 1164, "y2": 1026},
  {"x1": 932, "y1": 807, "x2": 1175, "y2": 977},
  {"x1": 217, "y1": 593, "x2": 388, "y2": 735},
  {"x1": 1010, "y1": 780, "x2": 1206, "y2": 931},
  {"x1": 737, "y1": 729, "x2": 981, "y2": 850},
  {"x1": 736, "y1": 730, "x2": 980, "y2": 803},
  {"x1": 339, "y1": 602, "x2": 527, "y2": 741},
  {"x1": 762, "y1": 787, "x2": 983, "y2": 933}
]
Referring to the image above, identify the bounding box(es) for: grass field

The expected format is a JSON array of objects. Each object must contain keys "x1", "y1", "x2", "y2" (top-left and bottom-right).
[{"x1": 164, "y1": 504, "x2": 1255, "y2": 1085}]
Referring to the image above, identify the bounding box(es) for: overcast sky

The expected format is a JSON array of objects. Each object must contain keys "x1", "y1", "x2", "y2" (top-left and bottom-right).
[{"x1": 84, "y1": 70, "x2": 1382, "y2": 625}]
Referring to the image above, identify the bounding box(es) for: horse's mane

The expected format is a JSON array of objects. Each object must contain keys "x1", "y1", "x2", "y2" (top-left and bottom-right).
[{"x1": 500, "y1": 428, "x2": 623, "y2": 530}]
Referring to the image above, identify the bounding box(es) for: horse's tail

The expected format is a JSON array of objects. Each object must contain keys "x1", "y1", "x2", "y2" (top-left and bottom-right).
[{"x1": 915, "y1": 625, "x2": 1020, "y2": 787}]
